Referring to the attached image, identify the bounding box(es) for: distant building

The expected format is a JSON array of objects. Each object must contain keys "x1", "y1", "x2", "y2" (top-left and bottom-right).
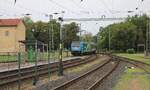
[{"x1": 0, "y1": 19, "x2": 26, "y2": 54}]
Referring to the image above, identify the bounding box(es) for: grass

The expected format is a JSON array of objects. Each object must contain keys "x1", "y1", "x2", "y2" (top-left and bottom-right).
[
  {"x1": 113, "y1": 68, "x2": 150, "y2": 90},
  {"x1": 116, "y1": 53, "x2": 150, "y2": 64},
  {"x1": 0, "y1": 55, "x2": 17, "y2": 62},
  {"x1": 113, "y1": 53, "x2": 150, "y2": 90}
]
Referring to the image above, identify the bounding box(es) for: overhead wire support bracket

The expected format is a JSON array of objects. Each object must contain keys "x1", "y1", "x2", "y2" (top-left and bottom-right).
[{"x1": 63, "y1": 17, "x2": 126, "y2": 21}]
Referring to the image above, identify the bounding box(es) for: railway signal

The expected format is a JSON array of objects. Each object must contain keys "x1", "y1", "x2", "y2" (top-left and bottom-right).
[{"x1": 58, "y1": 11, "x2": 65, "y2": 76}]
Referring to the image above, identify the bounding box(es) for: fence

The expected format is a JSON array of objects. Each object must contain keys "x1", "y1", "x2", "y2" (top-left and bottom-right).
[{"x1": 0, "y1": 48, "x2": 72, "y2": 90}]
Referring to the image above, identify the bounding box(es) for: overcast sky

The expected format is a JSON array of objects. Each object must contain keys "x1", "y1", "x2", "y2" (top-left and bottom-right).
[{"x1": 0, "y1": 0, "x2": 150, "y2": 35}]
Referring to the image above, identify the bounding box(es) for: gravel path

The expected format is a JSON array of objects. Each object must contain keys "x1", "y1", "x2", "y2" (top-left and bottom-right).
[{"x1": 96, "y1": 61, "x2": 127, "y2": 90}]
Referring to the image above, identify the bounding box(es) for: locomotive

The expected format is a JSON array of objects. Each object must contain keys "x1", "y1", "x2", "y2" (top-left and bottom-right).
[{"x1": 71, "y1": 41, "x2": 96, "y2": 56}]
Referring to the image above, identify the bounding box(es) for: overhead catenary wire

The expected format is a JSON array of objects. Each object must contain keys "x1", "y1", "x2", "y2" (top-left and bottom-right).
[
  {"x1": 68, "y1": 0, "x2": 92, "y2": 15},
  {"x1": 48, "y1": 0, "x2": 81, "y2": 15},
  {"x1": 1, "y1": 0, "x2": 145, "y2": 20},
  {"x1": 94, "y1": 0, "x2": 111, "y2": 16},
  {"x1": 68, "y1": 0, "x2": 84, "y2": 11},
  {"x1": 98, "y1": 0, "x2": 112, "y2": 14},
  {"x1": 3, "y1": 0, "x2": 48, "y2": 17},
  {"x1": 0, "y1": 1, "x2": 22, "y2": 17}
]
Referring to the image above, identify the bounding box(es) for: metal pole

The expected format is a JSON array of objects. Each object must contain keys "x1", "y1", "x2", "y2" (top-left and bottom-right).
[
  {"x1": 52, "y1": 22, "x2": 54, "y2": 52},
  {"x1": 33, "y1": 40, "x2": 38, "y2": 85},
  {"x1": 43, "y1": 44, "x2": 44, "y2": 52},
  {"x1": 58, "y1": 16, "x2": 64, "y2": 76},
  {"x1": 18, "y1": 52, "x2": 21, "y2": 90},
  {"x1": 48, "y1": 20, "x2": 51, "y2": 81},
  {"x1": 51, "y1": 20, "x2": 55, "y2": 61},
  {"x1": 97, "y1": 34, "x2": 99, "y2": 53},
  {"x1": 79, "y1": 23, "x2": 81, "y2": 41},
  {"x1": 109, "y1": 29, "x2": 111, "y2": 52},
  {"x1": 149, "y1": 21, "x2": 150, "y2": 52},
  {"x1": 146, "y1": 20, "x2": 149, "y2": 56}
]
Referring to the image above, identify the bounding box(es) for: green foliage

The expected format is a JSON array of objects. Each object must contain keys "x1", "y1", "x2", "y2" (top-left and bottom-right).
[
  {"x1": 97, "y1": 15, "x2": 150, "y2": 52},
  {"x1": 23, "y1": 17, "x2": 35, "y2": 41},
  {"x1": 63, "y1": 22, "x2": 79, "y2": 49},
  {"x1": 81, "y1": 32, "x2": 93, "y2": 42},
  {"x1": 23, "y1": 18, "x2": 79, "y2": 50},
  {"x1": 126, "y1": 48, "x2": 135, "y2": 54}
]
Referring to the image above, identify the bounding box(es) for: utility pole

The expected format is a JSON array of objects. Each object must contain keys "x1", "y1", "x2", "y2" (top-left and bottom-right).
[
  {"x1": 52, "y1": 20, "x2": 54, "y2": 53},
  {"x1": 109, "y1": 29, "x2": 111, "y2": 52},
  {"x1": 146, "y1": 19, "x2": 150, "y2": 56},
  {"x1": 96, "y1": 33, "x2": 99, "y2": 53},
  {"x1": 48, "y1": 15, "x2": 53, "y2": 80},
  {"x1": 79, "y1": 23, "x2": 81, "y2": 41},
  {"x1": 97, "y1": 28, "x2": 101, "y2": 53}
]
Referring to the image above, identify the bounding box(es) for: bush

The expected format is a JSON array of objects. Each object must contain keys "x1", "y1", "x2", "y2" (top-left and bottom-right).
[{"x1": 126, "y1": 48, "x2": 135, "y2": 54}]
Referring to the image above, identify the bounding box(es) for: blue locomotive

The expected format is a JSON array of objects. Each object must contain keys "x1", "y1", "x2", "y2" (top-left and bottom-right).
[{"x1": 71, "y1": 41, "x2": 96, "y2": 56}]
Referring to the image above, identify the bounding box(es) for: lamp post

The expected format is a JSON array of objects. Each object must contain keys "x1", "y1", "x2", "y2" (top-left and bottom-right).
[
  {"x1": 58, "y1": 17, "x2": 63, "y2": 76},
  {"x1": 47, "y1": 14, "x2": 53, "y2": 81},
  {"x1": 46, "y1": 11, "x2": 65, "y2": 76},
  {"x1": 47, "y1": 13, "x2": 57, "y2": 80}
]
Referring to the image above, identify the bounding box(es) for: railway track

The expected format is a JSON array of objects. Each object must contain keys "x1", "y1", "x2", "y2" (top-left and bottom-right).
[
  {"x1": 111, "y1": 55, "x2": 150, "y2": 73},
  {"x1": 50, "y1": 54, "x2": 150, "y2": 90},
  {"x1": 0, "y1": 55, "x2": 97, "y2": 86},
  {"x1": 53, "y1": 59, "x2": 120, "y2": 90},
  {"x1": 99, "y1": 53, "x2": 150, "y2": 73}
]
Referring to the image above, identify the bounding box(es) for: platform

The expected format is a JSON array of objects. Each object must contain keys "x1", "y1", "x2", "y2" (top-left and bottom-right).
[{"x1": 0, "y1": 56, "x2": 86, "y2": 73}]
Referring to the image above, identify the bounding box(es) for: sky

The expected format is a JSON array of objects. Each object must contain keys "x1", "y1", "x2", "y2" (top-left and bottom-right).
[{"x1": 0, "y1": 0, "x2": 150, "y2": 35}]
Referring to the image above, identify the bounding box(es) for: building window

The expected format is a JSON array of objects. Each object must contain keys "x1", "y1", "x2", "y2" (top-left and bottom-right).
[{"x1": 5, "y1": 31, "x2": 9, "y2": 36}]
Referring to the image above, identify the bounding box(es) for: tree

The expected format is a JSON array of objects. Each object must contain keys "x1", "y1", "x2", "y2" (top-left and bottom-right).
[
  {"x1": 23, "y1": 17, "x2": 35, "y2": 41},
  {"x1": 127, "y1": 15, "x2": 149, "y2": 48},
  {"x1": 97, "y1": 15, "x2": 150, "y2": 52},
  {"x1": 98, "y1": 19, "x2": 137, "y2": 51},
  {"x1": 81, "y1": 32, "x2": 93, "y2": 42},
  {"x1": 34, "y1": 21, "x2": 48, "y2": 43},
  {"x1": 33, "y1": 20, "x2": 61, "y2": 50},
  {"x1": 62, "y1": 22, "x2": 79, "y2": 49}
]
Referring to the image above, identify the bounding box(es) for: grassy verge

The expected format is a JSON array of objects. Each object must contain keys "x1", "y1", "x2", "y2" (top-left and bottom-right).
[
  {"x1": 113, "y1": 53, "x2": 150, "y2": 90},
  {"x1": 116, "y1": 53, "x2": 150, "y2": 64},
  {"x1": 113, "y1": 68, "x2": 150, "y2": 90}
]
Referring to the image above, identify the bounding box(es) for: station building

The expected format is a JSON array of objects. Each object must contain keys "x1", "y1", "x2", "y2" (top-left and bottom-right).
[{"x1": 0, "y1": 19, "x2": 26, "y2": 54}]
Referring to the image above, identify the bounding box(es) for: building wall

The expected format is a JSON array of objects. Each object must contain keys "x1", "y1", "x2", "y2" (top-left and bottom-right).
[
  {"x1": 0, "y1": 21, "x2": 26, "y2": 53},
  {"x1": 16, "y1": 21, "x2": 26, "y2": 52}
]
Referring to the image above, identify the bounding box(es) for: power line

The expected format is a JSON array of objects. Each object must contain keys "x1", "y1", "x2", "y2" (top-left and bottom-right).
[
  {"x1": 99, "y1": 0, "x2": 112, "y2": 14},
  {"x1": 94, "y1": 0, "x2": 111, "y2": 15},
  {"x1": 48, "y1": 0, "x2": 81, "y2": 15},
  {"x1": 69, "y1": 0, "x2": 91, "y2": 15},
  {"x1": 68, "y1": 0, "x2": 84, "y2": 10},
  {"x1": 4, "y1": 0, "x2": 47, "y2": 15}
]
